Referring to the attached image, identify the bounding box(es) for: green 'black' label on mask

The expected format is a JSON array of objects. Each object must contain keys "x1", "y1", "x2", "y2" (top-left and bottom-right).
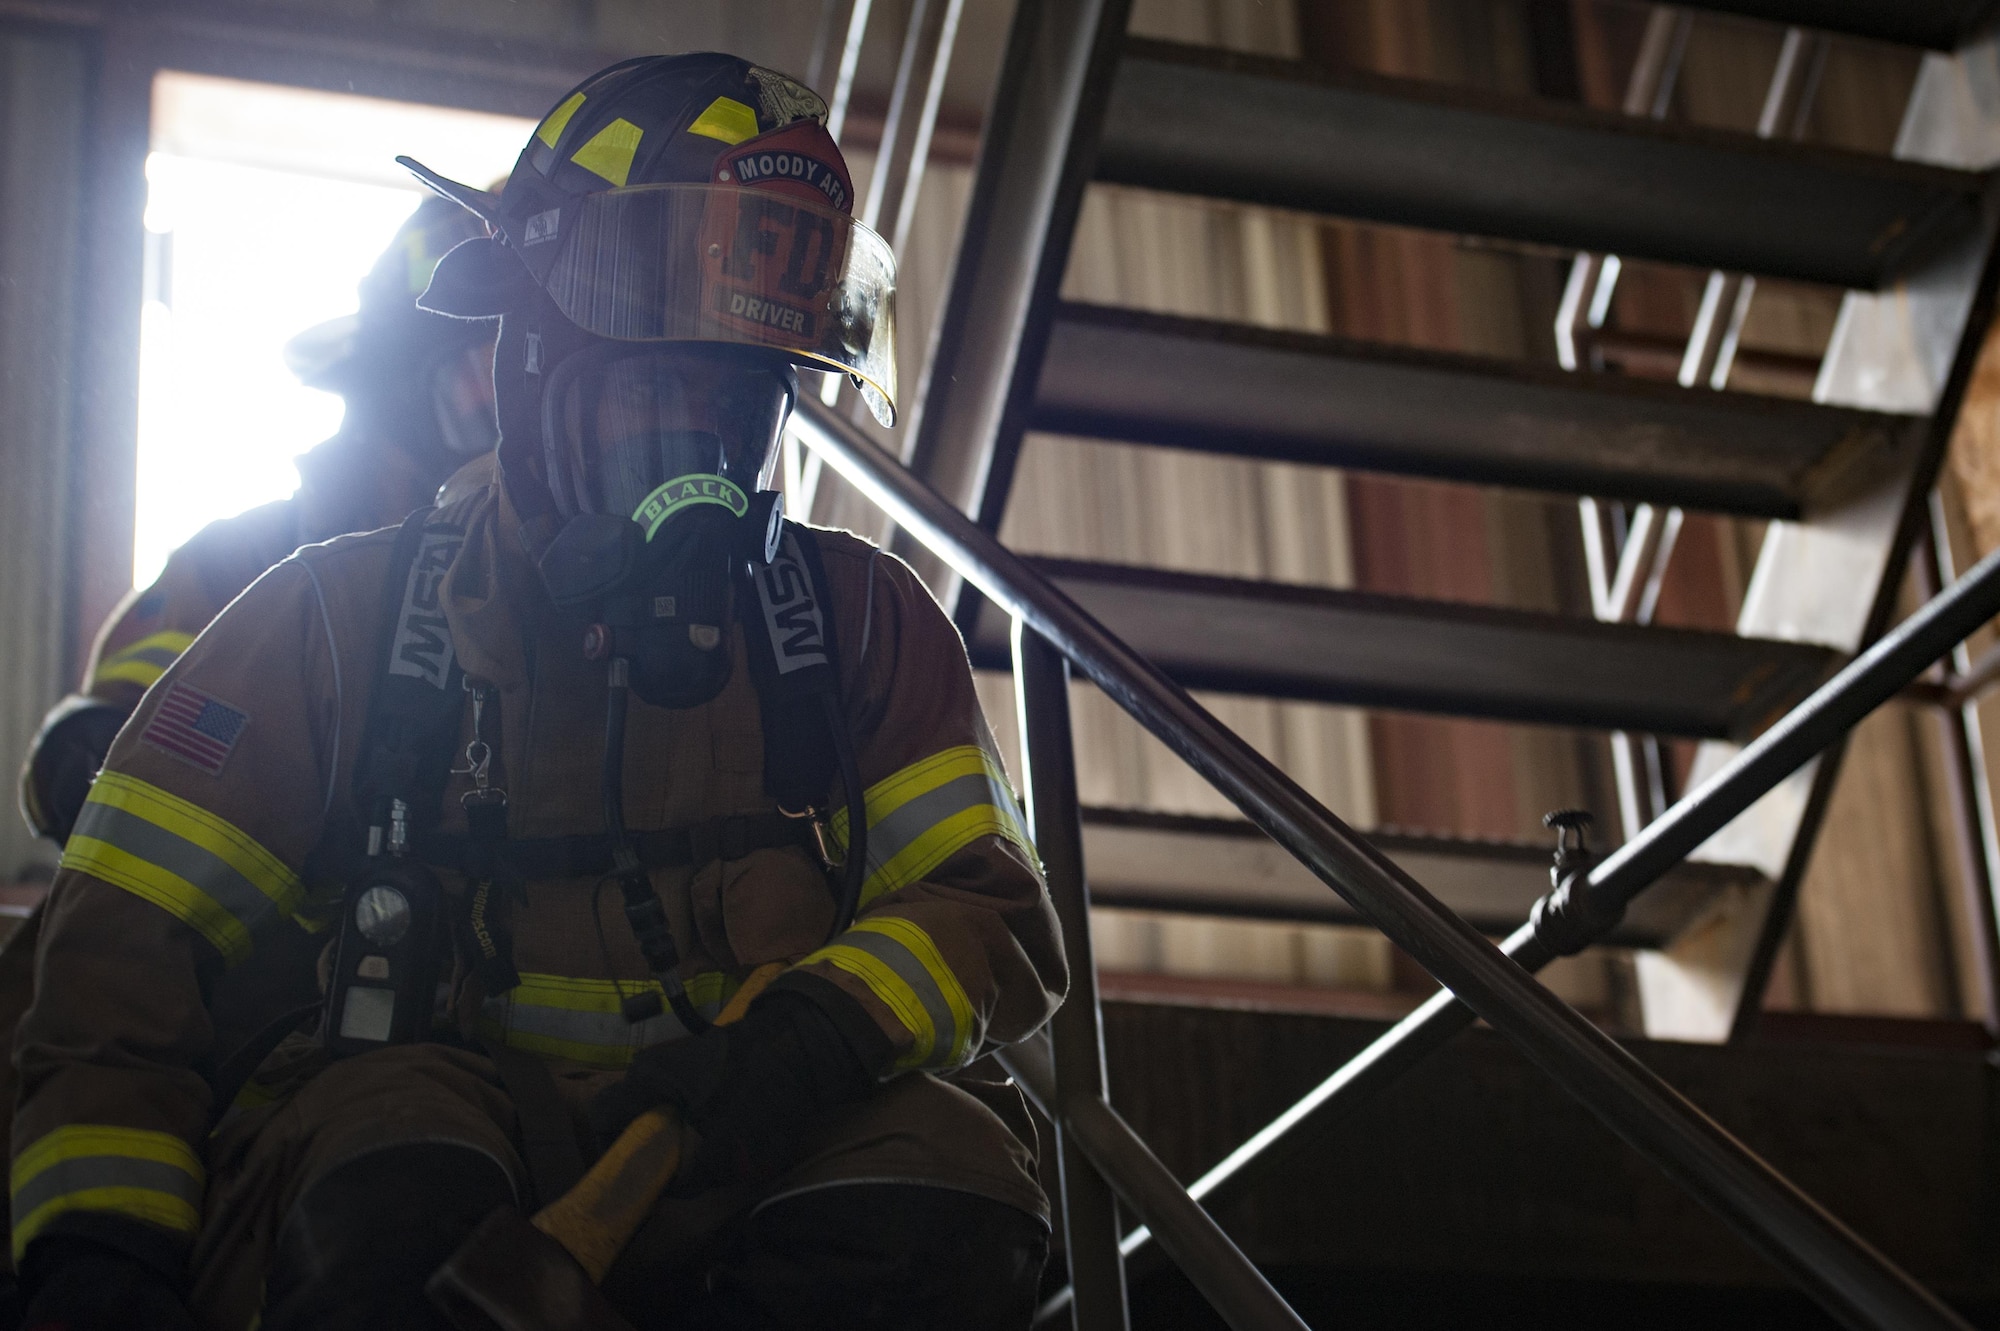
[{"x1": 632, "y1": 474, "x2": 749, "y2": 541}]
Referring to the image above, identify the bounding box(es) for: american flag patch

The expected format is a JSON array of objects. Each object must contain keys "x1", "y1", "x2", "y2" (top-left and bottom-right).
[{"x1": 141, "y1": 683, "x2": 250, "y2": 776}]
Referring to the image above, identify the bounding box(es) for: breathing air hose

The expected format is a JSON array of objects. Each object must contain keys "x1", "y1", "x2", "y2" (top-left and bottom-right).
[
  {"x1": 601, "y1": 645, "x2": 869, "y2": 1029},
  {"x1": 603, "y1": 658, "x2": 708, "y2": 1034}
]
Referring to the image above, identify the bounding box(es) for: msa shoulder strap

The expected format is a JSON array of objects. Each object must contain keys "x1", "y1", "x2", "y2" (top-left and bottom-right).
[
  {"x1": 352, "y1": 509, "x2": 468, "y2": 839},
  {"x1": 306, "y1": 509, "x2": 467, "y2": 1065},
  {"x1": 219, "y1": 511, "x2": 467, "y2": 1104},
  {"x1": 742, "y1": 520, "x2": 841, "y2": 813},
  {"x1": 742, "y1": 521, "x2": 867, "y2": 932}
]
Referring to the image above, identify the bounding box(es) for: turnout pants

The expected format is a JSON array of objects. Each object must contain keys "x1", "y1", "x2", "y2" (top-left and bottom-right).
[{"x1": 187, "y1": 1044, "x2": 1046, "y2": 1331}]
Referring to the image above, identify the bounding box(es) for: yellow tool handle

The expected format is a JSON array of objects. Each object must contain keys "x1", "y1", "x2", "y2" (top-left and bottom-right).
[{"x1": 530, "y1": 962, "x2": 786, "y2": 1284}]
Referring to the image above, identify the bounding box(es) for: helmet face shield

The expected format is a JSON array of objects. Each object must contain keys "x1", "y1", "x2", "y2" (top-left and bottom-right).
[
  {"x1": 543, "y1": 343, "x2": 791, "y2": 532},
  {"x1": 531, "y1": 182, "x2": 896, "y2": 425}
]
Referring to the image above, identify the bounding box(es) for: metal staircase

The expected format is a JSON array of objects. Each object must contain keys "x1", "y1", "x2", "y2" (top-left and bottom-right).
[
  {"x1": 794, "y1": 1, "x2": 2000, "y2": 1327},
  {"x1": 898, "y1": 0, "x2": 2000, "y2": 1044}
]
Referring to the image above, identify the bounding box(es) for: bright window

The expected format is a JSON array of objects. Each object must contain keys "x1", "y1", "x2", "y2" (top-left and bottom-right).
[{"x1": 135, "y1": 73, "x2": 531, "y2": 586}]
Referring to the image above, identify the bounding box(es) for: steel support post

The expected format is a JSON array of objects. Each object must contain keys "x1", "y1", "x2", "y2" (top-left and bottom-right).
[
  {"x1": 1682, "y1": 28, "x2": 1826, "y2": 392},
  {"x1": 1929, "y1": 663, "x2": 2000, "y2": 1035},
  {"x1": 861, "y1": 0, "x2": 965, "y2": 257},
  {"x1": 1916, "y1": 501, "x2": 2000, "y2": 1036},
  {"x1": 1569, "y1": 6, "x2": 1693, "y2": 837},
  {"x1": 819, "y1": 0, "x2": 874, "y2": 142},
  {"x1": 1012, "y1": 623, "x2": 1129, "y2": 1331},
  {"x1": 1553, "y1": 5, "x2": 1687, "y2": 372},
  {"x1": 790, "y1": 397, "x2": 1976, "y2": 1331},
  {"x1": 893, "y1": 0, "x2": 1133, "y2": 600},
  {"x1": 799, "y1": 0, "x2": 966, "y2": 520},
  {"x1": 1001, "y1": 1035, "x2": 1308, "y2": 1331},
  {"x1": 1730, "y1": 217, "x2": 2000, "y2": 1038},
  {"x1": 71, "y1": 22, "x2": 155, "y2": 668}
]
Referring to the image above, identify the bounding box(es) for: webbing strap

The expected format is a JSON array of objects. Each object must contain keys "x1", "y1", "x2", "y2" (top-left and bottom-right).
[
  {"x1": 481, "y1": 1039, "x2": 586, "y2": 1206},
  {"x1": 350, "y1": 509, "x2": 468, "y2": 831},
  {"x1": 206, "y1": 1002, "x2": 322, "y2": 1133},
  {"x1": 742, "y1": 522, "x2": 842, "y2": 813},
  {"x1": 414, "y1": 812, "x2": 820, "y2": 880}
]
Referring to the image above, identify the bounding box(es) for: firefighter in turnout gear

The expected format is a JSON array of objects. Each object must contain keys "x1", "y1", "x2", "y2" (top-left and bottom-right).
[
  {"x1": 12, "y1": 54, "x2": 1062, "y2": 1331},
  {"x1": 0, "y1": 196, "x2": 499, "y2": 1290},
  {"x1": 19, "y1": 193, "x2": 501, "y2": 849}
]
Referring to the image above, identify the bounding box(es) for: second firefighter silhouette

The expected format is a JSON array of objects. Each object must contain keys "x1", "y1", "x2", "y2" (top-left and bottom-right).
[
  {"x1": 12, "y1": 54, "x2": 1063, "y2": 1331},
  {"x1": 19, "y1": 194, "x2": 499, "y2": 846}
]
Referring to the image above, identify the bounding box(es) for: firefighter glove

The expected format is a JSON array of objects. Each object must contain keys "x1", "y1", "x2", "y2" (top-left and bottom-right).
[{"x1": 586, "y1": 988, "x2": 874, "y2": 1192}]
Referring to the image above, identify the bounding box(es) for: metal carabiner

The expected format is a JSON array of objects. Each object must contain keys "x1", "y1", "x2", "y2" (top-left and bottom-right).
[
  {"x1": 779, "y1": 801, "x2": 841, "y2": 870},
  {"x1": 452, "y1": 679, "x2": 507, "y2": 807}
]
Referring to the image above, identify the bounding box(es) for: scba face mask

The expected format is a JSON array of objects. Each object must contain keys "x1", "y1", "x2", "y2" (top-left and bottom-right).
[
  {"x1": 536, "y1": 344, "x2": 792, "y2": 709},
  {"x1": 429, "y1": 340, "x2": 502, "y2": 461}
]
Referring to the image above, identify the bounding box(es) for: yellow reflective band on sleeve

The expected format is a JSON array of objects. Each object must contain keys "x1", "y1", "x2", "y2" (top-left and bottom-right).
[
  {"x1": 11, "y1": 1125, "x2": 204, "y2": 1261},
  {"x1": 824, "y1": 746, "x2": 1037, "y2": 910},
  {"x1": 688, "y1": 96, "x2": 759, "y2": 146},
  {"x1": 475, "y1": 972, "x2": 732, "y2": 1069},
  {"x1": 61, "y1": 771, "x2": 303, "y2": 965},
  {"x1": 89, "y1": 630, "x2": 198, "y2": 691},
  {"x1": 803, "y1": 916, "x2": 975, "y2": 1072},
  {"x1": 571, "y1": 117, "x2": 644, "y2": 187}
]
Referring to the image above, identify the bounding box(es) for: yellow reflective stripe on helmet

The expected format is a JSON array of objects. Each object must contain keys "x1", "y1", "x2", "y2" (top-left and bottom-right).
[
  {"x1": 60, "y1": 771, "x2": 303, "y2": 965},
  {"x1": 11, "y1": 1125, "x2": 203, "y2": 1260},
  {"x1": 571, "y1": 117, "x2": 644, "y2": 187},
  {"x1": 825, "y1": 746, "x2": 1036, "y2": 909},
  {"x1": 536, "y1": 91, "x2": 586, "y2": 149},
  {"x1": 804, "y1": 916, "x2": 974, "y2": 1071},
  {"x1": 688, "y1": 96, "x2": 759, "y2": 146},
  {"x1": 476, "y1": 972, "x2": 731, "y2": 1069},
  {"x1": 89, "y1": 630, "x2": 197, "y2": 691}
]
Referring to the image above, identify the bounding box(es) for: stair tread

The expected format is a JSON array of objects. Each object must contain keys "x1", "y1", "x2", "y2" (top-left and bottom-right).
[
  {"x1": 1078, "y1": 806, "x2": 1762, "y2": 949},
  {"x1": 1032, "y1": 303, "x2": 1925, "y2": 517},
  {"x1": 1099, "y1": 40, "x2": 1986, "y2": 290},
  {"x1": 1673, "y1": 0, "x2": 1999, "y2": 50},
  {"x1": 965, "y1": 557, "x2": 1840, "y2": 738}
]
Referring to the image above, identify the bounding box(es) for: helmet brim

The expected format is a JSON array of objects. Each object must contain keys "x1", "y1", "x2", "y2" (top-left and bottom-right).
[
  {"x1": 397, "y1": 156, "x2": 505, "y2": 230},
  {"x1": 283, "y1": 314, "x2": 361, "y2": 389}
]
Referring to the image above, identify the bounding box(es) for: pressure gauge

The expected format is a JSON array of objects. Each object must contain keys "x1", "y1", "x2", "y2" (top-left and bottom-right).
[{"x1": 354, "y1": 884, "x2": 412, "y2": 948}]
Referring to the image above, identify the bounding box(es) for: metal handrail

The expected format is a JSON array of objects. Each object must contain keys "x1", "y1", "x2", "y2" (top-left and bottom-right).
[
  {"x1": 1065, "y1": 510, "x2": 2000, "y2": 1302},
  {"x1": 1000, "y1": 1028, "x2": 1307, "y2": 1331},
  {"x1": 788, "y1": 396, "x2": 1977, "y2": 1331}
]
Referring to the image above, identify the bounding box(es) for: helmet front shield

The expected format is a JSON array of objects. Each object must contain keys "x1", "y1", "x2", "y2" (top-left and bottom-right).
[{"x1": 528, "y1": 183, "x2": 896, "y2": 425}]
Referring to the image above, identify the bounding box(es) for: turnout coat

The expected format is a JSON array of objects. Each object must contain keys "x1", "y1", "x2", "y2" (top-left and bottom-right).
[{"x1": 11, "y1": 468, "x2": 1063, "y2": 1316}]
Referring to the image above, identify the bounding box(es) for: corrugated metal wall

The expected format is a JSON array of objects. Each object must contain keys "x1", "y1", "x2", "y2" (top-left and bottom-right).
[{"x1": 0, "y1": 24, "x2": 93, "y2": 881}]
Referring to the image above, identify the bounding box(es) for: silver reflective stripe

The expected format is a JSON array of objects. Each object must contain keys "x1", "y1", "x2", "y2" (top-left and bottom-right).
[
  {"x1": 487, "y1": 998, "x2": 688, "y2": 1051},
  {"x1": 71, "y1": 801, "x2": 282, "y2": 937},
  {"x1": 479, "y1": 988, "x2": 727, "y2": 1066},
  {"x1": 835, "y1": 927, "x2": 958, "y2": 1061},
  {"x1": 10, "y1": 1156, "x2": 201, "y2": 1226},
  {"x1": 862, "y1": 770, "x2": 1015, "y2": 879}
]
